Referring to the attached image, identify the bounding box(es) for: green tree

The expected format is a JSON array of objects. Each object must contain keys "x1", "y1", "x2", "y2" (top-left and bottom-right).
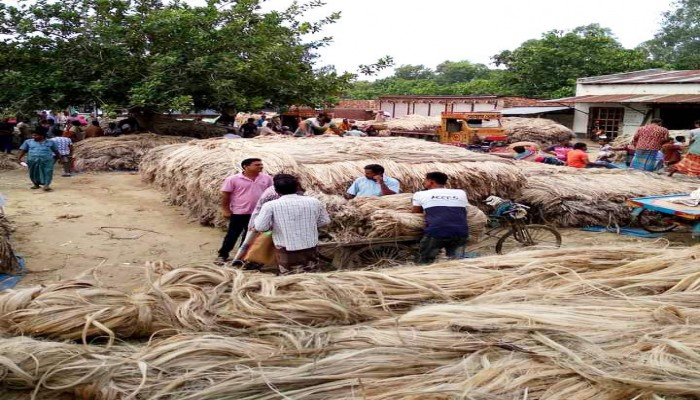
[
  {"x1": 0, "y1": 0, "x2": 390, "y2": 115},
  {"x1": 493, "y1": 24, "x2": 660, "y2": 98},
  {"x1": 642, "y1": 0, "x2": 700, "y2": 69},
  {"x1": 434, "y1": 60, "x2": 490, "y2": 84},
  {"x1": 393, "y1": 64, "x2": 435, "y2": 80}
]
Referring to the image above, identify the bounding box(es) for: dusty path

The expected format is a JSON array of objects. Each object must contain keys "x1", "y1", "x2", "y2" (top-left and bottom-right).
[
  {"x1": 1, "y1": 168, "x2": 222, "y2": 289},
  {"x1": 1, "y1": 167, "x2": 693, "y2": 291}
]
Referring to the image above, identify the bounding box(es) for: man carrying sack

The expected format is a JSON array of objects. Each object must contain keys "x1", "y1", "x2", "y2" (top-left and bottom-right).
[{"x1": 254, "y1": 174, "x2": 330, "y2": 274}]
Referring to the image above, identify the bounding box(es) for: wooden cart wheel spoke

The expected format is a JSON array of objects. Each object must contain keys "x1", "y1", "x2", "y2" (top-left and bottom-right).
[
  {"x1": 343, "y1": 244, "x2": 414, "y2": 269},
  {"x1": 637, "y1": 209, "x2": 679, "y2": 233}
]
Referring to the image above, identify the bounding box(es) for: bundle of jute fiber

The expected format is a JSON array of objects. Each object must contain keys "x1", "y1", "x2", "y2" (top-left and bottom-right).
[
  {"x1": 6, "y1": 293, "x2": 700, "y2": 400},
  {"x1": 3, "y1": 245, "x2": 699, "y2": 340},
  {"x1": 140, "y1": 136, "x2": 524, "y2": 227},
  {"x1": 0, "y1": 213, "x2": 19, "y2": 274},
  {"x1": 517, "y1": 171, "x2": 700, "y2": 227},
  {"x1": 72, "y1": 133, "x2": 193, "y2": 172},
  {"x1": 343, "y1": 193, "x2": 487, "y2": 242},
  {"x1": 385, "y1": 114, "x2": 441, "y2": 131},
  {"x1": 0, "y1": 153, "x2": 20, "y2": 170},
  {"x1": 503, "y1": 117, "x2": 575, "y2": 146},
  {"x1": 0, "y1": 279, "x2": 173, "y2": 342}
]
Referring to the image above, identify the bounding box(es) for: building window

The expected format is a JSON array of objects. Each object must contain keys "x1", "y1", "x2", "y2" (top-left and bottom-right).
[{"x1": 588, "y1": 107, "x2": 624, "y2": 139}]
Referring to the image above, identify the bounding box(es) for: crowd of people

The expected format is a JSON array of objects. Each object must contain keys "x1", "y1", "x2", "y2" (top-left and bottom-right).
[
  {"x1": 224, "y1": 112, "x2": 379, "y2": 139},
  {"x1": 2, "y1": 110, "x2": 140, "y2": 190},
  {"x1": 496, "y1": 118, "x2": 700, "y2": 176},
  {"x1": 215, "y1": 159, "x2": 470, "y2": 273}
]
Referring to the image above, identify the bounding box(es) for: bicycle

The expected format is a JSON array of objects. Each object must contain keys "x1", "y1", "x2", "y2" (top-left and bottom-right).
[{"x1": 481, "y1": 197, "x2": 562, "y2": 254}]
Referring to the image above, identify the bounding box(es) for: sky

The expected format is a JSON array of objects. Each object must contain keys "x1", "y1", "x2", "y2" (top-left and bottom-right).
[{"x1": 259, "y1": 0, "x2": 675, "y2": 79}]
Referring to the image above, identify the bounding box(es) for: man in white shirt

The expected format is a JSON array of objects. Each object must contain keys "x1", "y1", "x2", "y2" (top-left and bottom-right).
[
  {"x1": 346, "y1": 164, "x2": 400, "y2": 198},
  {"x1": 254, "y1": 175, "x2": 330, "y2": 274},
  {"x1": 412, "y1": 172, "x2": 469, "y2": 264}
]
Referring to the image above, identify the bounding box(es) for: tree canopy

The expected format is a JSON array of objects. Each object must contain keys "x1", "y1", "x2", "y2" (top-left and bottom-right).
[
  {"x1": 492, "y1": 24, "x2": 661, "y2": 98},
  {"x1": 0, "y1": 0, "x2": 391, "y2": 115},
  {"x1": 345, "y1": 25, "x2": 662, "y2": 100},
  {"x1": 642, "y1": 0, "x2": 700, "y2": 69}
]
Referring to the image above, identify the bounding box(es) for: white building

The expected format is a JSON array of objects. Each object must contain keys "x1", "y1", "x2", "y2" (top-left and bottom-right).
[{"x1": 545, "y1": 69, "x2": 700, "y2": 139}]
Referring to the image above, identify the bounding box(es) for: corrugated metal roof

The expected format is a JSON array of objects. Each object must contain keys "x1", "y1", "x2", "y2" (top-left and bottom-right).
[
  {"x1": 500, "y1": 106, "x2": 571, "y2": 115},
  {"x1": 544, "y1": 94, "x2": 700, "y2": 104},
  {"x1": 578, "y1": 69, "x2": 700, "y2": 84}
]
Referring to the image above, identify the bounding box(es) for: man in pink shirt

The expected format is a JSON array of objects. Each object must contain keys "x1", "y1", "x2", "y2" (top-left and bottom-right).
[{"x1": 216, "y1": 158, "x2": 273, "y2": 264}]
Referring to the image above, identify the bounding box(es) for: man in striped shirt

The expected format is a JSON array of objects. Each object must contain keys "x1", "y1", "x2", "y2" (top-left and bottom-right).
[{"x1": 254, "y1": 175, "x2": 330, "y2": 274}]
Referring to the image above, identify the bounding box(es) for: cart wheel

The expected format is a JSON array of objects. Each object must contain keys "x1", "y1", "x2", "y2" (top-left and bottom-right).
[
  {"x1": 638, "y1": 209, "x2": 678, "y2": 233},
  {"x1": 496, "y1": 224, "x2": 562, "y2": 255},
  {"x1": 343, "y1": 244, "x2": 414, "y2": 269}
]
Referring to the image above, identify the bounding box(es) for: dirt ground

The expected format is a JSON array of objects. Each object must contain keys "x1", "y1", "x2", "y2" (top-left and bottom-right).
[
  {"x1": 1, "y1": 167, "x2": 694, "y2": 291},
  {"x1": 2, "y1": 168, "x2": 222, "y2": 290}
]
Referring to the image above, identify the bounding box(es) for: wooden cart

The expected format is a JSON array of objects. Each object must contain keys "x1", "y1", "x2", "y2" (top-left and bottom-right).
[
  {"x1": 317, "y1": 236, "x2": 420, "y2": 269},
  {"x1": 628, "y1": 194, "x2": 700, "y2": 238}
]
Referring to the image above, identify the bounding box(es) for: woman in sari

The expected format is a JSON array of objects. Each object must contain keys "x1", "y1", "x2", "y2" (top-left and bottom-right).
[{"x1": 17, "y1": 131, "x2": 60, "y2": 191}]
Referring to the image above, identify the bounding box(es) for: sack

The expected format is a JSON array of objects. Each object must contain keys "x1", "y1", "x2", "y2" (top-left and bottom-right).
[{"x1": 244, "y1": 232, "x2": 275, "y2": 265}]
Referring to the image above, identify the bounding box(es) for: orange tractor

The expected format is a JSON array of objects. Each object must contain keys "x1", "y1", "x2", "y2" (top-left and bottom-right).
[{"x1": 390, "y1": 112, "x2": 508, "y2": 151}]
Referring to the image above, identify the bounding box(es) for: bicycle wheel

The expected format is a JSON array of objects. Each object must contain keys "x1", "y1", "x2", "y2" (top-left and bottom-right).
[
  {"x1": 496, "y1": 224, "x2": 562, "y2": 254},
  {"x1": 637, "y1": 209, "x2": 678, "y2": 233},
  {"x1": 343, "y1": 244, "x2": 414, "y2": 269}
]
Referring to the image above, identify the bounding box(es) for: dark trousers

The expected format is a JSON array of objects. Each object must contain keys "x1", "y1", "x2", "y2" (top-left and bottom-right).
[
  {"x1": 218, "y1": 214, "x2": 251, "y2": 258},
  {"x1": 418, "y1": 235, "x2": 468, "y2": 264},
  {"x1": 0, "y1": 135, "x2": 12, "y2": 153}
]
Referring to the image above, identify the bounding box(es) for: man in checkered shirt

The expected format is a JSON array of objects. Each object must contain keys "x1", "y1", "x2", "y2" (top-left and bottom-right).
[{"x1": 254, "y1": 175, "x2": 330, "y2": 274}]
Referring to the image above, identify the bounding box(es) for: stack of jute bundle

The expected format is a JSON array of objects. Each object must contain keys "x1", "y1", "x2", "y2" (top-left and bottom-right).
[
  {"x1": 72, "y1": 134, "x2": 193, "y2": 172},
  {"x1": 140, "y1": 136, "x2": 524, "y2": 228},
  {"x1": 503, "y1": 117, "x2": 575, "y2": 146},
  {"x1": 0, "y1": 246, "x2": 696, "y2": 339},
  {"x1": 3, "y1": 246, "x2": 700, "y2": 398},
  {"x1": 516, "y1": 168, "x2": 698, "y2": 227},
  {"x1": 0, "y1": 213, "x2": 19, "y2": 273},
  {"x1": 335, "y1": 193, "x2": 488, "y2": 242}
]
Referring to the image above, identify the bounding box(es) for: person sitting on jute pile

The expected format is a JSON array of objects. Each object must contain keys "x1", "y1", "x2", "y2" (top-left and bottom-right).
[{"x1": 346, "y1": 164, "x2": 400, "y2": 198}]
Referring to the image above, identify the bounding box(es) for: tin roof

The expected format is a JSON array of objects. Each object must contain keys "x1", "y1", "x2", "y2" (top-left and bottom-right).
[
  {"x1": 544, "y1": 94, "x2": 700, "y2": 104},
  {"x1": 500, "y1": 106, "x2": 571, "y2": 115},
  {"x1": 578, "y1": 69, "x2": 700, "y2": 84}
]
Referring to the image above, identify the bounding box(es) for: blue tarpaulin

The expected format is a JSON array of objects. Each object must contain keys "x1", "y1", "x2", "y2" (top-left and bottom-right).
[
  {"x1": 0, "y1": 256, "x2": 26, "y2": 291},
  {"x1": 581, "y1": 226, "x2": 660, "y2": 239}
]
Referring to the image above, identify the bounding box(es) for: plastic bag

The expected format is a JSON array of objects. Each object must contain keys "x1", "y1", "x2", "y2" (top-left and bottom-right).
[{"x1": 244, "y1": 231, "x2": 275, "y2": 265}]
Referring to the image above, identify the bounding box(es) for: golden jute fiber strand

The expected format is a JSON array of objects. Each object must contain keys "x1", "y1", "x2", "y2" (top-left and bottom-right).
[
  {"x1": 72, "y1": 134, "x2": 193, "y2": 172},
  {"x1": 2, "y1": 246, "x2": 699, "y2": 340}
]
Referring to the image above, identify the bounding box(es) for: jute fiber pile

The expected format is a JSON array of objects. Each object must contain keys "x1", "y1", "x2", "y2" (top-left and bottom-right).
[
  {"x1": 2, "y1": 246, "x2": 700, "y2": 398},
  {"x1": 355, "y1": 115, "x2": 441, "y2": 132},
  {"x1": 516, "y1": 169, "x2": 699, "y2": 227},
  {"x1": 503, "y1": 117, "x2": 575, "y2": 146},
  {"x1": 1, "y1": 246, "x2": 697, "y2": 340},
  {"x1": 0, "y1": 153, "x2": 20, "y2": 170},
  {"x1": 72, "y1": 134, "x2": 193, "y2": 172},
  {"x1": 385, "y1": 114, "x2": 441, "y2": 131},
  {"x1": 325, "y1": 193, "x2": 487, "y2": 242},
  {"x1": 0, "y1": 213, "x2": 19, "y2": 273},
  {"x1": 140, "y1": 136, "x2": 524, "y2": 228}
]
